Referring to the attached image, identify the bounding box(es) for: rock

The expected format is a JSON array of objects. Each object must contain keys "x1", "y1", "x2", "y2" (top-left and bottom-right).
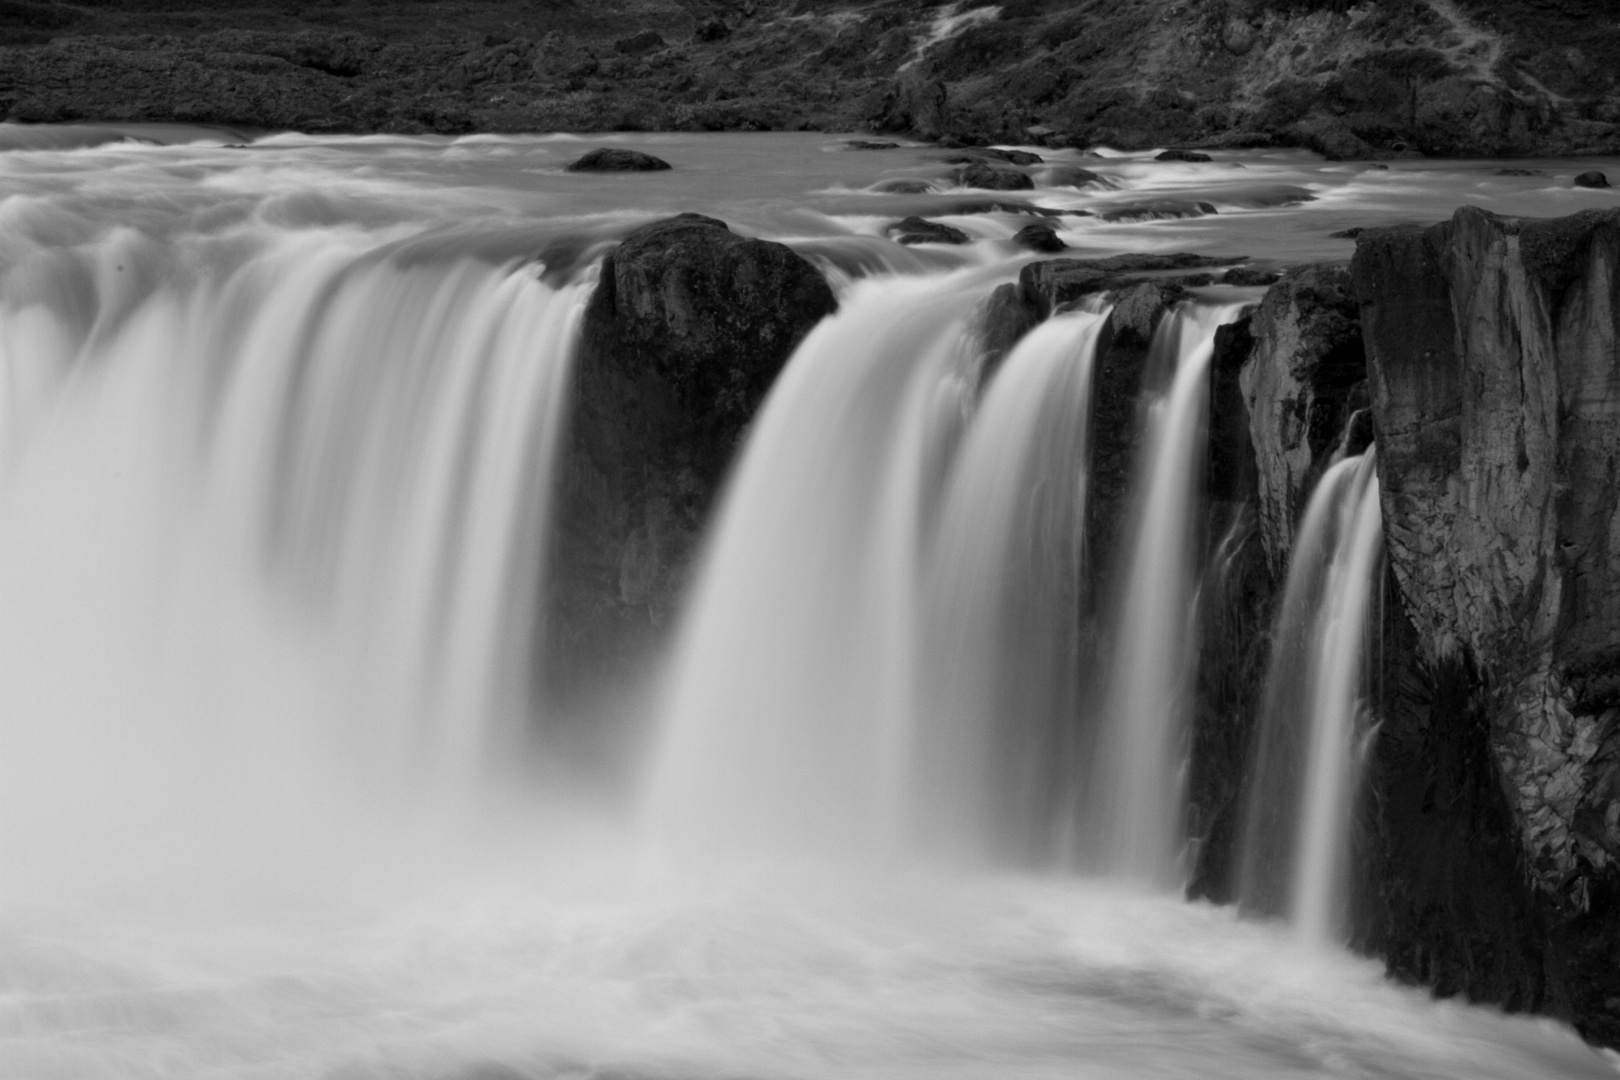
[
  {"x1": 613, "y1": 30, "x2": 664, "y2": 55},
  {"x1": 1330, "y1": 227, "x2": 1365, "y2": 239},
  {"x1": 955, "y1": 162, "x2": 1035, "y2": 190},
  {"x1": 566, "y1": 148, "x2": 672, "y2": 172},
  {"x1": 847, "y1": 140, "x2": 900, "y2": 150},
  {"x1": 944, "y1": 147, "x2": 1044, "y2": 166},
  {"x1": 1012, "y1": 223, "x2": 1066, "y2": 252},
  {"x1": 1498, "y1": 168, "x2": 1542, "y2": 176},
  {"x1": 1156, "y1": 149, "x2": 1213, "y2": 162},
  {"x1": 548, "y1": 213, "x2": 837, "y2": 703},
  {"x1": 1237, "y1": 265, "x2": 1366, "y2": 577},
  {"x1": 1221, "y1": 266, "x2": 1281, "y2": 287},
  {"x1": 1353, "y1": 205, "x2": 1620, "y2": 1045},
  {"x1": 1043, "y1": 165, "x2": 1104, "y2": 188},
  {"x1": 693, "y1": 18, "x2": 729, "y2": 42},
  {"x1": 976, "y1": 282, "x2": 1042, "y2": 388},
  {"x1": 1098, "y1": 200, "x2": 1217, "y2": 222},
  {"x1": 871, "y1": 178, "x2": 934, "y2": 194},
  {"x1": 1575, "y1": 170, "x2": 1611, "y2": 189},
  {"x1": 886, "y1": 215, "x2": 971, "y2": 245}
]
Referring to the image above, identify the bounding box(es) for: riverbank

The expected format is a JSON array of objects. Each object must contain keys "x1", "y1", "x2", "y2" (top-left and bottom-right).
[{"x1": 2, "y1": 0, "x2": 1618, "y2": 157}]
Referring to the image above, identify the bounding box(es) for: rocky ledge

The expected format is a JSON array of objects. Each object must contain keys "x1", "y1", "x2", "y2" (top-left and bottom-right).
[{"x1": 1, "y1": 0, "x2": 1618, "y2": 156}]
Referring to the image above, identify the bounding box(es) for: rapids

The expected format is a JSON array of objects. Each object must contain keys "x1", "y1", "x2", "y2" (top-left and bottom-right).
[{"x1": 1, "y1": 125, "x2": 1617, "y2": 1079}]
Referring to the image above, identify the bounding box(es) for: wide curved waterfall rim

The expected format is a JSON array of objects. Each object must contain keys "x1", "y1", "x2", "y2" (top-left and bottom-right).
[{"x1": 0, "y1": 128, "x2": 1616, "y2": 1079}]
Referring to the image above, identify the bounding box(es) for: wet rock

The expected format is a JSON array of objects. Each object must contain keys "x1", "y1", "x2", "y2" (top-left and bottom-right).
[
  {"x1": 944, "y1": 147, "x2": 1044, "y2": 166},
  {"x1": 692, "y1": 18, "x2": 730, "y2": 43},
  {"x1": 1221, "y1": 266, "x2": 1280, "y2": 287},
  {"x1": 549, "y1": 213, "x2": 837, "y2": 703},
  {"x1": 613, "y1": 30, "x2": 664, "y2": 55},
  {"x1": 886, "y1": 216, "x2": 971, "y2": 245},
  {"x1": 1575, "y1": 170, "x2": 1611, "y2": 189},
  {"x1": 976, "y1": 281, "x2": 1042, "y2": 388},
  {"x1": 1498, "y1": 168, "x2": 1542, "y2": 176},
  {"x1": 1043, "y1": 165, "x2": 1104, "y2": 188},
  {"x1": 871, "y1": 178, "x2": 934, "y2": 194},
  {"x1": 1156, "y1": 149, "x2": 1212, "y2": 162},
  {"x1": 1237, "y1": 265, "x2": 1366, "y2": 577},
  {"x1": 566, "y1": 148, "x2": 672, "y2": 172},
  {"x1": 1098, "y1": 200, "x2": 1217, "y2": 222},
  {"x1": 1330, "y1": 227, "x2": 1365, "y2": 239},
  {"x1": 847, "y1": 140, "x2": 900, "y2": 150},
  {"x1": 954, "y1": 162, "x2": 1034, "y2": 190},
  {"x1": 1353, "y1": 206, "x2": 1620, "y2": 1044},
  {"x1": 1012, "y1": 222, "x2": 1065, "y2": 253}
]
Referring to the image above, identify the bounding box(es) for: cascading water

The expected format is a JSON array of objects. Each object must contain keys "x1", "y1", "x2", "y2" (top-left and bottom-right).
[
  {"x1": 1092, "y1": 302, "x2": 1247, "y2": 889},
  {"x1": 0, "y1": 224, "x2": 588, "y2": 895},
  {"x1": 642, "y1": 272, "x2": 1111, "y2": 865},
  {"x1": 1239, "y1": 449, "x2": 1384, "y2": 943}
]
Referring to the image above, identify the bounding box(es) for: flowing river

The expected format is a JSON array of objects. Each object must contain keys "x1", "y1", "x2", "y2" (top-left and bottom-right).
[{"x1": 0, "y1": 124, "x2": 1616, "y2": 1080}]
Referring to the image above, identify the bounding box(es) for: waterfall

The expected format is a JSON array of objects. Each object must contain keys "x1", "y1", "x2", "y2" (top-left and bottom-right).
[
  {"x1": 641, "y1": 273, "x2": 1109, "y2": 866},
  {"x1": 1239, "y1": 449, "x2": 1383, "y2": 942},
  {"x1": 1092, "y1": 302, "x2": 1247, "y2": 889},
  {"x1": 0, "y1": 229, "x2": 587, "y2": 893}
]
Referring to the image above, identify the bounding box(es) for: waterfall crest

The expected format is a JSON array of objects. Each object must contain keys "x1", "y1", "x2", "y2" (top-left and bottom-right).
[
  {"x1": 641, "y1": 275, "x2": 1110, "y2": 866},
  {"x1": 1239, "y1": 449, "x2": 1383, "y2": 942},
  {"x1": 0, "y1": 231, "x2": 587, "y2": 894}
]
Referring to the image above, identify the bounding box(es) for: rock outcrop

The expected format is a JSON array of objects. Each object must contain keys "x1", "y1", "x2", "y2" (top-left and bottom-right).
[
  {"x1": 1239, "y1": 265, "x2": 1367, "y2": 577},
  {"x1": 1352, "y1": 206, "x2": 1620, "y2": 1045},
  {"x1": 547, "y1": 213, "x2": 837, "y2": 705}
]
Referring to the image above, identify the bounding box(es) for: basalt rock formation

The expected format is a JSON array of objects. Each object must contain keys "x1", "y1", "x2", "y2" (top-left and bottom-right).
[
  {"x1": 1351, "y1": 206, "x2": 1620, "y2": 1045},
  {"x1": 2, "y1": 0, "x2": 1618, "y2": 155},
  {"x1": 546, "y1": 212, "x2": 836, "y2": 707}
]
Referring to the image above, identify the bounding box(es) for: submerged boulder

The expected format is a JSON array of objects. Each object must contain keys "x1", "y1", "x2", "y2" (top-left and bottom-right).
[
  {"x1": 1574, "y1": 170, "x2": 1610, "y2": 189},
  {"x1": 1353, "y1": 206, "x2": 1620, "y2": 1044},
  {"x1": 887, "y1": 216, "x2": 971, "y2": 245},
  {"x1": 566, "y1": 147, "x2": 672, "y2": 172},
  {"x1": 549, "y1": 213, "x2": 837, "y2": 703}
]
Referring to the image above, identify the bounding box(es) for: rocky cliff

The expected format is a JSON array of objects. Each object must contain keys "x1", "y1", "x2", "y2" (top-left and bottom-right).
[
  {"x1": 1350, "y1": 206, "x2": 1620, "y2": 1044},
  {"x1": 2, "y1": 0, "x2": 1618, "y2": 155}
]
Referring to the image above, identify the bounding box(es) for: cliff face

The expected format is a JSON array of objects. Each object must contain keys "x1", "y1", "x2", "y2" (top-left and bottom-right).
[
  {"x1": 1353, "y1": 206, "x2": 1620, "y2": 1043},
  {"x1": 2, "y1": 0, "x2": 1618, "y2": 155}
]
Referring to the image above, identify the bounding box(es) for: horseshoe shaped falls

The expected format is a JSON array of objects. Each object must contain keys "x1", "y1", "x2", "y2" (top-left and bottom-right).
[{"x1": 1, "y1": 125, "x2": 1618, "y2": 1080}]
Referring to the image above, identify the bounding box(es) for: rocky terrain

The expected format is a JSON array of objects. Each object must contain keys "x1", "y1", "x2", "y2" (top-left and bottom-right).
[{"x1": 2, "y1": 0, "x2": 1619, "y2": 156}]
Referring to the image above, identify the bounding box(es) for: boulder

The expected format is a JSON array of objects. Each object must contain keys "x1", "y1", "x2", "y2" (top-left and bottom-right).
[
  {"x1": 1012, "y1": 222, "x2": 1066, "y2": 252},
  {"x1": 548, "y1": 213, "x2": 837, "y2": 703},
  {"x1": 1221, "y1": 266, "x2": 1281, "y2": 286},
  {"x1": 1353, "y1": 206, "x2": 1620, "y2": 1045},
  {"x1": 1099, "y1": 200, "x2": 1217, "y2": 222},
  {"x1": 871, "y1": 178, "x2": 934, "y2": 194},
  {"x1": 566, "y1": 148, "x2": 672, "y2": 172},
  {"x1": 1575, "y1": 170, "x2": 1611, "y2": 189},
  {"x1": 944, "y1": 147, "x2": 1044, "y2": 166},
  {"x1": 955, "y1": 162, "x2": 1034, "y2": 190},
  {"x1": 1156, "y1": 148, "x2": 1213, "y2": 162},
  {"x1": 886, "y1": 216, "x2": 971, "y2": 245},
  {"x1": 1043, "y1": 165, "x2": 1104, "y2": 188}
]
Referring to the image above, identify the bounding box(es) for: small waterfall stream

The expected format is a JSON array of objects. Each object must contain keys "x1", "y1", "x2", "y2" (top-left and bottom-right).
[
  {"x1": 1239, "y1": 449, "x2": 1384, "y2": 942},
  {"x1": 1093, "y1": 302, "x2": 1247, "y2": 888}
]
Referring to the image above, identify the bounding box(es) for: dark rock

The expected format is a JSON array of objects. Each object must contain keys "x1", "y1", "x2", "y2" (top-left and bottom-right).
[
  {"x1": 1238, "y1": 265, "x2": 1366, "y2": 577},
  {"x1": 1498, "y1": 168, "x2": 1542, "y2": 176},
  {"x1": 1353, "y1": 206, "x2": 1620, "y2": 1047},
  {"x1": 1020, "y1": 252, "x2": 1240, "y2": 317},
  {"x1": 566, "y1": 148, "x2": 672, "y2": 172},
  {"x1": 613, "y1": 30, "x2": 664, "y2": 55},
  {"x1": 548, "y1": 213, "x2": 837, "y2": 704},
  {"x1": 1575, "y1": 170, "x2": 1611, "y2": 189},
  {"x1": 693, "y1": 18, "x2": 730, "y2": 42},
  {"x1": 1098, "y1": 200, "x2": 1218, "y2": 222},
  {"x1": 1156, "y1": 148, "x2": 1213, "y2": 162},
  {"x1": 1012, "y1": 223, "x2": 1066, "y2": 252},
  {"x1": 955, "y1": 162, "x2": 1035, "y2": 190},
  {"x1": 886, "y1": 215, "x2": 971, "y2": 245},
  {"x1": 1221, "y1": 266, "x2": 1281, "y2": 287},
  {"x1": 1330, "y1": 227, "x2": 1366, "y2": 239},
  {"x1": 944, "y1": 147, "x2": 1044, "y2": 166},
  {"x1": 1043, "y1": 165, "x2": 1105, "y2": 188},
  {"x1": 847, "y1": 140, "x2": 900, "y2": 150},
  {"x1": 976, "y1": 281, "x2": 1042, "y2": 388},
  {"x1": 871, "y1": 178, "x2": 934, "y2": 194}
]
